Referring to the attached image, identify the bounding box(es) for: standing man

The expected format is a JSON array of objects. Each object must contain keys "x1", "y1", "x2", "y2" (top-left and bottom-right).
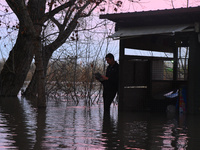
[{"x1": 101, "y1": 53, "x2": 119, "y2": 112}]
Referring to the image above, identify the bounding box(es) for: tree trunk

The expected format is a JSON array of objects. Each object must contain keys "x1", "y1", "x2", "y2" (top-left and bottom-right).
[
  {"x1": 34, "y1": 37, "x2": 46, "y2": 108},
  {"x1": 23, "y1": 47, "x2": 51, "y2": 98},
  {"x1": 23, "y1": 71, "x2": 37, "y2": 97},
  {"x1": 22, "y1": 36, "x2": 46, "y2": 108},
  {"x1": 1, "y1": 0, "x2": 47, "y2": 108},
  {"x1": 0, "y1": 31, "x2": 34, "y2": 96}
]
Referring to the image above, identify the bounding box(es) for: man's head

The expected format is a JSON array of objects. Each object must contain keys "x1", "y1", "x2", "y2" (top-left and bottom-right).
[{"x1": 105, "y1": 53, "x2": 115, "y2": 66}]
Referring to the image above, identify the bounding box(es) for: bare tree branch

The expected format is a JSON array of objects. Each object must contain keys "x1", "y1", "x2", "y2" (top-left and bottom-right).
[{"x1": 42, "y1": 1, "x2": 75, "y2": 23}]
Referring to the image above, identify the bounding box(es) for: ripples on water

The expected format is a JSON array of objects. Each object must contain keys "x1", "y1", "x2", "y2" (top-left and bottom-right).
[{"x1": 0, "y1": 97, "x2": 200, "y2": 149}]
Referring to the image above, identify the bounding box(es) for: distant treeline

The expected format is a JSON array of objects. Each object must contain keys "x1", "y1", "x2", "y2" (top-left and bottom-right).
[{"x1": 0, "y1": 58, "x2": 105, "y2": 82}]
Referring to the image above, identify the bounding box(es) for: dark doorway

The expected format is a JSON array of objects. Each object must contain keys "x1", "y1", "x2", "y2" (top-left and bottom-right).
[{"x1": 121, "y1": 58, "x2": 150, "y2": 111}]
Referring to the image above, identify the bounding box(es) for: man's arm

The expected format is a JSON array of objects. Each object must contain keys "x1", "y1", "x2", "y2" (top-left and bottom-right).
[{"x1": 101, "y1": 75, "x2": 108, "y2": 80}]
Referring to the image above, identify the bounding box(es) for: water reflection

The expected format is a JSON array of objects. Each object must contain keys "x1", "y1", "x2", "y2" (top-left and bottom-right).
[
  {"x1": 0, "y1": 97, "x2": 200, "y2": 149},
  {"x1": 0, "y1": 97, "x2": 36, "y2": 149},
  {"x1": 102, "y1": 112, "x2": 119, "y2": 149}
]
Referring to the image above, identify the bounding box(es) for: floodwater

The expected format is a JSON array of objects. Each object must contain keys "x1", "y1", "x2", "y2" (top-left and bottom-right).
[{"x1": 0, "y1": 97, "x2": 200, "y2": 150}]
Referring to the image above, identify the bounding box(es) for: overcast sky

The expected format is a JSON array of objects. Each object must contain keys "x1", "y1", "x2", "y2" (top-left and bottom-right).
[{"x1": 127, "y1": 0, "x2": 200, "y2": 11}]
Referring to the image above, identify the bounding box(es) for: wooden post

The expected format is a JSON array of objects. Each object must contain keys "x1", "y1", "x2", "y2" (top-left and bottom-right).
[
  {"x1": 188, "y1": 33, "x2": 200, "y2": 114},
  {"x1": 173, "y1": 44, "x2": 178, "y2": 89},
  {"x1": 118, "y1": 39, "x2": 125, "y2": 111}
]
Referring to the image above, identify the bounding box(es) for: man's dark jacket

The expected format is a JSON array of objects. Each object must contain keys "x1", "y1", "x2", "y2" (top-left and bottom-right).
[{"x1": 102, "y1": 62, "x2": 119, "y2": 92}]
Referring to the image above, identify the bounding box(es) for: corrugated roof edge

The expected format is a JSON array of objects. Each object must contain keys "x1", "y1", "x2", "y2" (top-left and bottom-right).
[{"x1": 99, "y1": 6, "x2": 200, "y2": 21}]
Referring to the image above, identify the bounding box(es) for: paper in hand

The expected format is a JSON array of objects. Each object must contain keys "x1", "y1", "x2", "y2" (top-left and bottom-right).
[{"x1": 94, "y1": 72, "x2": 103, "y2": 81}]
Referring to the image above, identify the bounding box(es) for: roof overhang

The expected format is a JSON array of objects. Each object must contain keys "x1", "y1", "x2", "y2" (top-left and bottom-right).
[
  {"x1": 100, "y1": 7, "x2": 200, "y2": 51},
  {"x1": 110, "y1": 24, "x2": 193, "y2": 40}
]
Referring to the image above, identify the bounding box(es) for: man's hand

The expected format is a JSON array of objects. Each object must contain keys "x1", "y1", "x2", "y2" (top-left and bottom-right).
[{"x1": 101, "y1": 75, "x2": 108, "y2": 80}]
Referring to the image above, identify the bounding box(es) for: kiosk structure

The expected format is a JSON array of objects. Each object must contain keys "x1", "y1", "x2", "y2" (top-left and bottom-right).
[{"x1": 100, "y1": 7, "x2": 200, "y2": 114}]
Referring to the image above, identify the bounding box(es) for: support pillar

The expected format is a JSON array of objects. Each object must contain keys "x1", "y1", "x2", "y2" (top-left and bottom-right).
[
  {"x1": 173, "y1": 45, "x2": 178, "y2": 89},
  {"x1": 118, "y1": 39, "x2": 125, "y2": 111},
  {"x1": 188, "y1": 33, "x2": 200, "y2": 114}
]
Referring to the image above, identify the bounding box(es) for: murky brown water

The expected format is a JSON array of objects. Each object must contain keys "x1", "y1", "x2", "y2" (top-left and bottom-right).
[{"x1": 0, "y1": 97, "x2": 200, "y2": 150}]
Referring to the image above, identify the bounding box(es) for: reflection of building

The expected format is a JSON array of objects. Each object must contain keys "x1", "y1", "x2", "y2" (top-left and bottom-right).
[
  {"x1": 100, "y1": 7, "x2": 200, "y2": 114},
  {"x1": 116, "y1": 112, "x2": 189, "y2": 149}
]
